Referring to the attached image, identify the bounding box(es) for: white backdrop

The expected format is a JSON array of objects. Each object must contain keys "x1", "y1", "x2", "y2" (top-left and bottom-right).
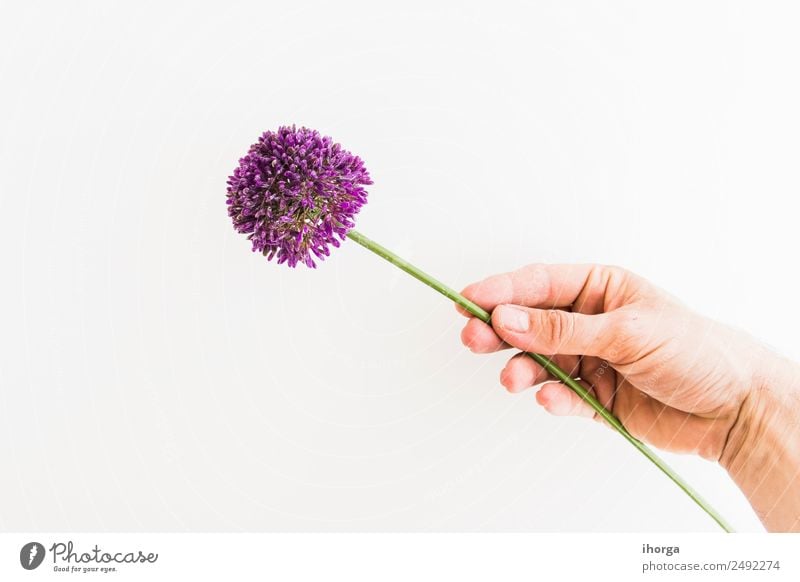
[{"x1": 1, "y1": 0, "x2": 798, "y2": 532}]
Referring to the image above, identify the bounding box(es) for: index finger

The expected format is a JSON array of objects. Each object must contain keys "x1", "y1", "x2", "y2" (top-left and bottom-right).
[{"x1": 456, "y1": 264, "x2": 607, "y2": 316}]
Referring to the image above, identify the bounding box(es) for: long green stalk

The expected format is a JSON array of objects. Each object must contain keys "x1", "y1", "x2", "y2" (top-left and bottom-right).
[{"x1": 346, "y1": 229, "x2": 733, "y2": 532}]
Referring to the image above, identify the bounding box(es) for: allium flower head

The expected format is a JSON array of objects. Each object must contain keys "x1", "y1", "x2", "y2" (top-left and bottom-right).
[{"x1": 226, "y1": 125, "x2": 372, "y2": 268}]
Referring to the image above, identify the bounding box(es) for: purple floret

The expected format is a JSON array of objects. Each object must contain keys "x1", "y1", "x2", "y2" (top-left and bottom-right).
[{"x1": 226, "y1": 125, "x2": 372, "y2": 268}]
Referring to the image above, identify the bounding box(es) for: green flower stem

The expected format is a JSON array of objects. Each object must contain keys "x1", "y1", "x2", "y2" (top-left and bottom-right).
[{"x1": 346, "y1": 229, "x2": 734, "y2": 533}]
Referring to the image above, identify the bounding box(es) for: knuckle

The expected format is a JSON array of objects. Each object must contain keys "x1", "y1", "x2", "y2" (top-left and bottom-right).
[
  {"x1": 601, "y1": 263, "x2": 636, "y2": 284},
  {"x1": 541, "y1": 310, "x2": 574, "y2": 349},
  {"x1": 604, "y1": 263, "x2": 629, "y2": 278},
  {"x1": 606, "y1": 264, "x2": 651, "y2": 296}
]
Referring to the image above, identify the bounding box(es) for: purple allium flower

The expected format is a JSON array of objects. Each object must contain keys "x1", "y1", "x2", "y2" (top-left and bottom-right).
[{"x1": 226, "y1": 125, "x2": 372, "y2": 268}]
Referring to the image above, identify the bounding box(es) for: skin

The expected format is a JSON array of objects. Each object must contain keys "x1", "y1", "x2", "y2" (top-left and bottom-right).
[{"x1": 457, "y1": 264, "x2": 800, "y2": 532}]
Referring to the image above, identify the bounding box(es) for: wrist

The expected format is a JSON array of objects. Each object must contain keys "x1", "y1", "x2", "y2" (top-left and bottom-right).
[{"x1": 720, "y1": 352, "x2": 800, "y2": 531}]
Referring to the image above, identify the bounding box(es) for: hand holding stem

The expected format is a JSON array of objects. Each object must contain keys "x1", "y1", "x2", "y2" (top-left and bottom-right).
[{"x1": 458, "y1": 263, "x2": 800, "y2": 532}]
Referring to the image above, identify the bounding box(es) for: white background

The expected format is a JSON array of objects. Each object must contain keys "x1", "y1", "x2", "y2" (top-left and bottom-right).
[{"x1": 1, "y1": 0, "x2": 798, "y2": 532}]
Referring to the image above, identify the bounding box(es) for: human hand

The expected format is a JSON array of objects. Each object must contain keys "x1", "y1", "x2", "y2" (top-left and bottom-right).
[
  {"x1": 458, "y1": 264, "x2": 754, "y2": 460},
  {"x1": 457, "y1": 263, "x2": 800, "y2": 531}
]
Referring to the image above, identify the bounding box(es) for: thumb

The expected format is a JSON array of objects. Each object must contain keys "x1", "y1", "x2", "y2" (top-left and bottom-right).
[{"x1": 492, "y1": 304, "x2": 614, "y2": 358}]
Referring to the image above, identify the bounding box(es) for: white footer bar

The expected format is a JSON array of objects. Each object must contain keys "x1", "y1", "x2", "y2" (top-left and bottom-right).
[{"x1": 1, "y1": 533, "x2": 797, "y2": 581}]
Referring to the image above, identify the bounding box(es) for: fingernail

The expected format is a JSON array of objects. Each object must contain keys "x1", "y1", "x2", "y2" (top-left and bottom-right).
[{"x1": 496, "y1": 305, "x2": 529, "y2": 332}]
